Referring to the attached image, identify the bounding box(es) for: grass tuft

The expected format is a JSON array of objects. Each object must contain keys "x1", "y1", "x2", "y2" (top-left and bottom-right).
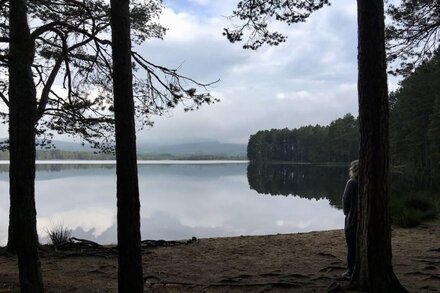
[{"x1": 46, "y1": 223, "x2": 72, "y2": 246}]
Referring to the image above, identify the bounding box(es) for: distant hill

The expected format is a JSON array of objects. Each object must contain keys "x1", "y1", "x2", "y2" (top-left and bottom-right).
[
  {"x1": 1, "y1": 139, "x2": 247, "y2": 159},
  {"x1": 43, "y1": 140, "x2": 94, "y2": 152},
  {"x1": 0, "y1": 138, "x2": 95, "y2": 152},
  {"x1": 138, "y1": 141, "x2": 247, "y2": 157}
]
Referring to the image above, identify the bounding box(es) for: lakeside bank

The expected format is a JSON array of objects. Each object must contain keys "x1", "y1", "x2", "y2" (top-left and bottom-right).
[{"x1": 1, "y1": 224, "x2": 439, "y2": 292}]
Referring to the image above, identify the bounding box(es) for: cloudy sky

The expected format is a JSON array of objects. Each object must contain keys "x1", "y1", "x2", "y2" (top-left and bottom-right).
[
  {"x1": 0, "y1": 0, "x2": 400, "y2": 145},
  {"x1": 135, "y1": 0, "x2": 375, "y2": 145}
]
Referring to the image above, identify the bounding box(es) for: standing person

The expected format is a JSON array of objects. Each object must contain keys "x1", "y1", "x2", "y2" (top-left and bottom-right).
[{"x1": 342, "y1": 160, "x2": 359, "y2": 279}]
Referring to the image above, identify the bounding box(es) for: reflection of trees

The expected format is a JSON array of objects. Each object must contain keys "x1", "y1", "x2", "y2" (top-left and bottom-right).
[
  {"x1": 247, "y1": 163, "x2": 348, "y2": 207},
  {"x1": 36, "y1": 164, "x2": 115, "y2": 172},
  {"x1": 0, "y1": 164, "x2": 115, "y2": 174}
]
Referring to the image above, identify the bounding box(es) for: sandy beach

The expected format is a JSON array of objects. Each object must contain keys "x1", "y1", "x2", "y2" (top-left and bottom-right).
[{"x1": 1, "y1": 224, "x2": 439, "y2": 292}]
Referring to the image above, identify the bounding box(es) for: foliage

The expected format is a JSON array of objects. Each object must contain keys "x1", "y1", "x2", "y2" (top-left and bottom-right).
[
  {"x1": 0, "y1": 0, "x2": 218, "y2": 151},
  {"x1": 386, "y1": 0, "x2": 440, "y2": 76},
  {"x1": 390, "y1": 192, "x2": 439, "y2": 228},
  {"x1": 224, "y1": 0, "x2": 330, "y2": 49},
  {"x1": 46, "y1": 223, "x2": 72, "y2": 246},
  {"x1": 247, "y1": 113, "x2": 359, "y2": 163},
  {"x1": 389, "y1": 52, "x2": 440, "y2": 189}
]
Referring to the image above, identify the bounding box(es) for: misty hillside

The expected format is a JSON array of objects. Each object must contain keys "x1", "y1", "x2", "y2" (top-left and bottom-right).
[
  {"x1": 0, "y1": 139, "x2": 247, "y2": 158},
  {"x1": 138, "y1": 141, "x2": 246, "y2": 157}
]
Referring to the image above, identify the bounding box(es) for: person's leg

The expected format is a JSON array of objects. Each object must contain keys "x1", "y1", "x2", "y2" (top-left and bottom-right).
[{"x1": 345, "y1": 225, "x2": 356, "y2": 274}]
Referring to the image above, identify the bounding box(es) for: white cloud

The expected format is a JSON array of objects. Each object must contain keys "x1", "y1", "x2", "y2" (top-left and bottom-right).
[
  {"x1": 188, "y1": 0, "x2": 211, "y2": 5},
  {"x1": 276, "y1": 90, "x2": 312, "y2": 101},
  {"x1": 156, "y1": 7, "x2": 226, "y2": 43}
]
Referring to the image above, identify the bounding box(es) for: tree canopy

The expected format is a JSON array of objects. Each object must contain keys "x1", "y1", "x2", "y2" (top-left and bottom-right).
[
  {"x1": 389, "y1": 50, "x2": 440, "y2": 188},
  {"x1": 223, "y1": 0, "x2": 330, "y2": 49},
  {"x1": 0, "y1": 0, "x2": 218, "y2": 151},
  {"x1": 386, "y1": 0, "x2": 440, "y2": 75}
]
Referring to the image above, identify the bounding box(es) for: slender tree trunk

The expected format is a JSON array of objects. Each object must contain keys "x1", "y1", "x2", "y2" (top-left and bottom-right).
[
  {"x1": 110, "y1": 0, "x2": 144, "y2": 292},
  {"x1": 353, "y1": 0, "x2": 407, "y2": 291},
  {"x1": 7, "y1": 0, "x2": 44, "y2": 291}
]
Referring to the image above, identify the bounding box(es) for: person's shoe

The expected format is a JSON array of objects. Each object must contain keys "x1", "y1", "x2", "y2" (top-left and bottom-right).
[{"x1": 341, "y1": 270, "x2": 352, "y2": 280}]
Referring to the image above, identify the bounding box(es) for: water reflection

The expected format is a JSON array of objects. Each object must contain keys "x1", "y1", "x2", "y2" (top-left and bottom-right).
[
  {"x1": 247, "y1": 163, "x2": 347, "y2": 207},
  {"x1": 0, "y1": 162, "x2": 345, "y2": 245}
]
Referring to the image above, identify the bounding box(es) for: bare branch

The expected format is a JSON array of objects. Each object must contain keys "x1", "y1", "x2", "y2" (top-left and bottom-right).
[
  {"x1": 37, "y1": 57, "x2": 63, "y2": 121},
  {"x1": 31, "y1": 21, "x2": 111, "y2": 46},
  {"x1": 0, "y1": 91, "x2": 8, "y2": 107}
]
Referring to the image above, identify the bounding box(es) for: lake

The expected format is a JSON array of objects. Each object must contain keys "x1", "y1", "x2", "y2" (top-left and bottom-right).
[{"x1": 0, "y1": 162, "x2": 348, "y2": 245}]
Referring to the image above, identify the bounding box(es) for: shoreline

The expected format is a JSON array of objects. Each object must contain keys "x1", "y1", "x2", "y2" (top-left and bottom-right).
[{"x1": 1, "y1": 224, "x2": 439, "y2": 292}]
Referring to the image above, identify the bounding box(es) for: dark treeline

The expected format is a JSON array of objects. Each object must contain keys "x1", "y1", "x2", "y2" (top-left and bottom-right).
[
  {"x1": 247, "y1": 113, "x2": 359, "y2": 163},
  {"x1": 389, "y1": 52, "x2": 440, "y2": 189}
]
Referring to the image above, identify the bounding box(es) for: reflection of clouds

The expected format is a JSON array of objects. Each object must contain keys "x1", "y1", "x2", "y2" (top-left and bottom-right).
[
  {"x1": 0, "y1": 181, "x2": 8, "y2": 245},
  {"x1": 35, "y1": 173, "x2": 117, "y2": 244},
  {"x1": 38, "y1": 208, "x2": 115, "y2": 240},
  {"x1": 0, "y1": 164, "x2": 345, "y2": 245},
  {"x1": 220, "y1": 195, "x2": 342, "y2": 236},
  {"x1": 138, "y1": 170, "x2": 343, "y2": 240}
]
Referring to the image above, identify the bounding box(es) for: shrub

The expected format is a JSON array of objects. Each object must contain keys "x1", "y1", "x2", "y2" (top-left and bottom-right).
[
  {"x1": 404, "y1": 196, "x2": 432, "y2": 212},
  {"x1": 392, "y1": 208, "x2": 422, "y2": 228},
  {"x1": 46, "y1": 224, "x2": 72, "y2": 246},
  {"x1": 391, "y1": 192, "x2": 439, "y2": 228}
]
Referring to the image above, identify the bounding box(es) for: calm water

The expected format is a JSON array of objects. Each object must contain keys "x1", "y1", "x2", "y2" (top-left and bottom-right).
[{"x1": 0, "y1": 162, "x2": 347, "y2": 245}]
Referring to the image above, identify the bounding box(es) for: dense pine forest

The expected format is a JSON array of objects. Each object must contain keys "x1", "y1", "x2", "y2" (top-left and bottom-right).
[
  {"x1": 389, "y1": 52, "x2": 440, "y2": 188},
  {"x1": 248, "y1": 52, "x2": 440, "y2": 188},
  {"x1": 247, "y1": 113, "x2": 359, "y2": 163}
]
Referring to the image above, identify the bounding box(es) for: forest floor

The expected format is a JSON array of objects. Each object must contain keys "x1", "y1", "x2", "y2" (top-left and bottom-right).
[{"x1": 0, "y1": 223, "x2": 439, "y2": 292}]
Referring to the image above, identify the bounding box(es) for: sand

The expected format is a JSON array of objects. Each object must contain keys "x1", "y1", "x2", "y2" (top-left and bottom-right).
[{"x1": 1, "y1": 224, "x2": 439, "y2": 292}]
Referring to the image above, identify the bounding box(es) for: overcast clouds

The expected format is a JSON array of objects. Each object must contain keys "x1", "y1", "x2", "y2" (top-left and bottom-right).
[
  {"x1": 0, "y1": 1, "x2": 400, "y2": 145},
  {"x1": 136, "y1": 0, "x2": 362, "y2": 144}
]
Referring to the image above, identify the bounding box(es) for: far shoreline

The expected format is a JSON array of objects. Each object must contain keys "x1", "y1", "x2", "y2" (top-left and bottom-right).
[{"x1": 0, "y1": 159, "x2": 250, "y2": 165}]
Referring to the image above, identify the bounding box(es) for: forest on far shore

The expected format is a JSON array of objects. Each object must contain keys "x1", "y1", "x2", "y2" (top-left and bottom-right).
[
  {"x1": 248, "y1": 52, "x2": 440, "y2": 189},
  {"x1": 0, "y1": 150, "x2": 245, "y2": 161}
]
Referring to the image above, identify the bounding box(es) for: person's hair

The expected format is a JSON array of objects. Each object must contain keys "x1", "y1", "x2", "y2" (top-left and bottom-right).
[{"x1": 349, "y1": 160, "x2": 359, "y2": 179}]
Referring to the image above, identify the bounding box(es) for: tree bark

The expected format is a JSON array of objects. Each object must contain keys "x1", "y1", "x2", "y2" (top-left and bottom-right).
[
  {"x1": 354, "y1": 0, "x2": 407, "y2": 291},
  {"x1": 110, "y1": 0, "x2": 144, "y2": 292},
  {"x1": 7, "y1": 0, "x2": 44, "y2": 291}
]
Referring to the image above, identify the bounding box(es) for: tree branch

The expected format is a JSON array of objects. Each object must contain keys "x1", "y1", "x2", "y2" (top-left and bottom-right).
[
  {"x1": 0, "y1": 91, "x2": 8, "y2": 107},
  {"x1": 31, "y1": 21, "x2": 111, "y2": 46},
  {"x1": 37, "y1": 57, "x2": 63, "y2": 121}
]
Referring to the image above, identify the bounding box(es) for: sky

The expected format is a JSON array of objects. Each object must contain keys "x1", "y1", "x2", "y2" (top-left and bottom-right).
[
  {"x1": 0, "y1": 0, "x2": 401, "y2": 146},
  {"x1": 135, "y1": 0, "x2": 388, "y2": 145}
]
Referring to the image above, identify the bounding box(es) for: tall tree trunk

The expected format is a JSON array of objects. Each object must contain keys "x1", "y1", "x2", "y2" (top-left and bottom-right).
[
  {"x1": 110, "y1": 0, "x2": 144, "y2": 292},
  {"x1": 354, "y1": 0, "x2": 407, "y2": 291},
  {"x1": 7, "y1": 0, "x2": 44, "y2": 291}
]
